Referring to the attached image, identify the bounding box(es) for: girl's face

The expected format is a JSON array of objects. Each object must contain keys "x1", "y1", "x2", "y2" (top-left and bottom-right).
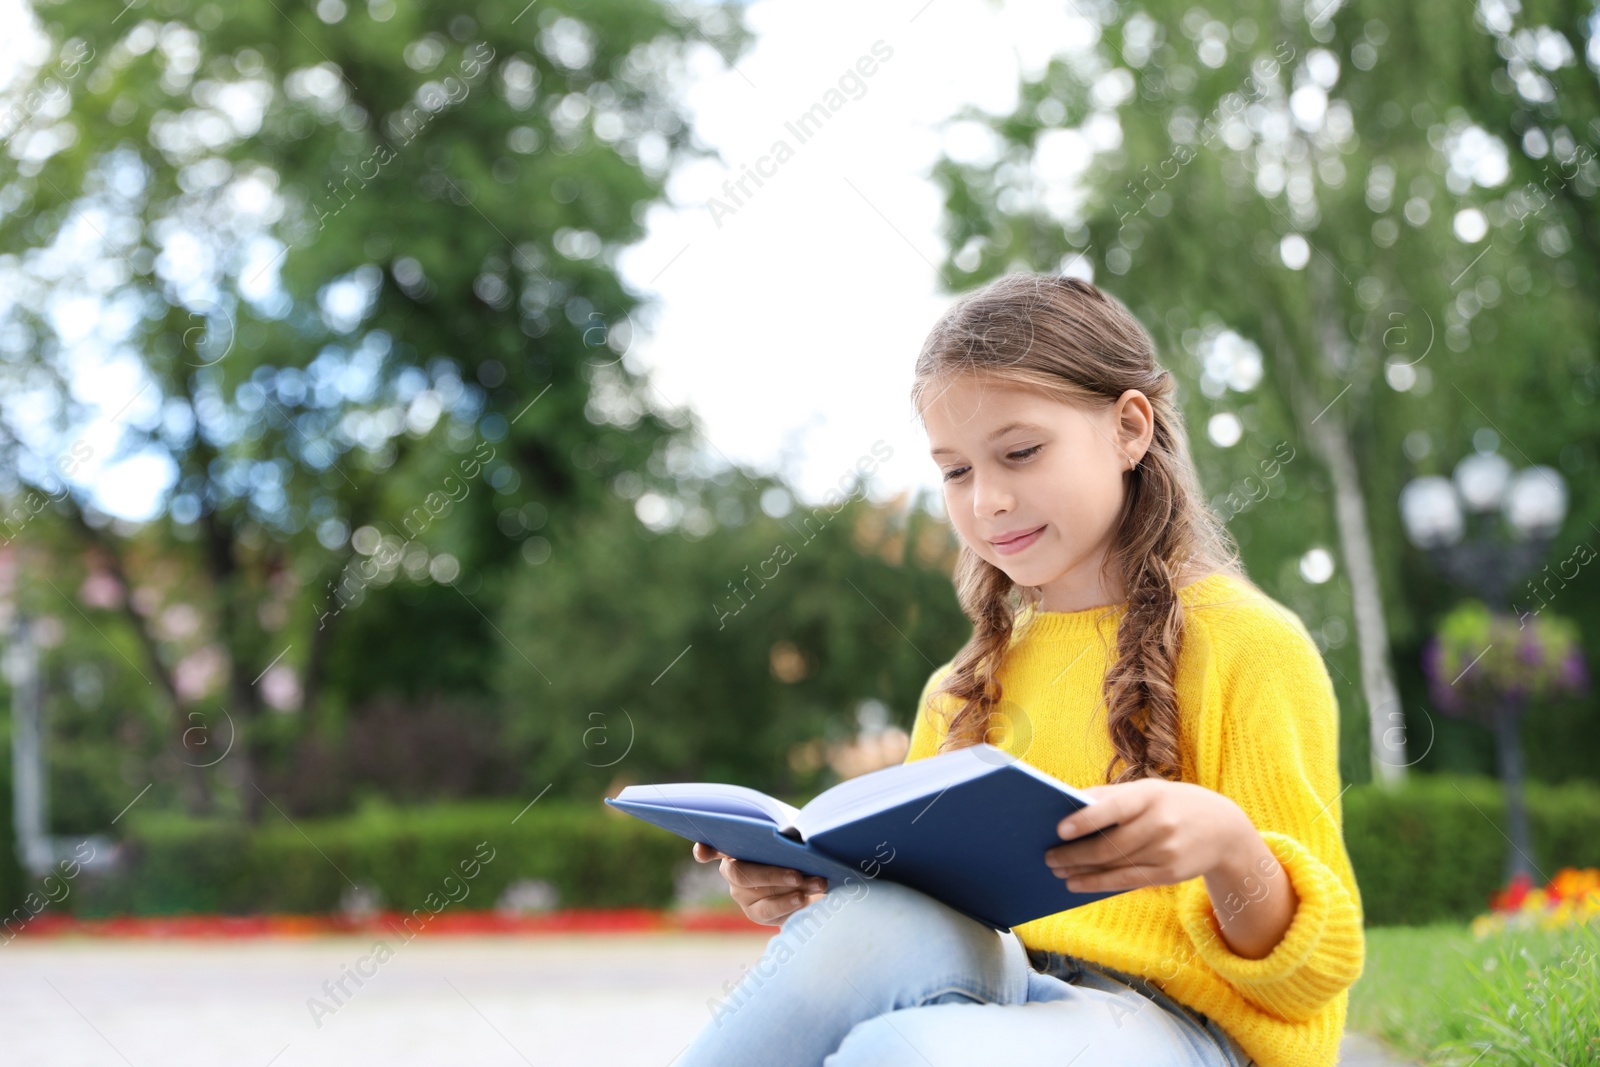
[{"x1": 923, "y1": 374, "x2": 1154, "y2": 613}]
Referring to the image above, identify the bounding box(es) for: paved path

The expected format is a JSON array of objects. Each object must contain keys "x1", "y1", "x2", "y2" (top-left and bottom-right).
[
  {"x1": 4, "y1": 934, "x2": 1414, "y2": 1065},
  {"x1": 1336, "y1": 1032, "x2": 1418, "y2": 1067}
]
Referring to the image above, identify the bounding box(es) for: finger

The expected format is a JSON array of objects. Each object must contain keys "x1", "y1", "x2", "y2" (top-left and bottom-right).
[
  {"x1": 1045, "y1": 817, "x2": 1158, "y2": 871},
  {"x1": 720, "y1": 858, "x2": 811, "y2": 890},
  {"x1": 1051, "y1": 861, "x2": 1122, "y2": 884},
  {"x1": 731, "y1": 882, "x2": 802, "y2": 908},
  {"x1": 766, "y1": 888, "x2": 828, "y2": 925},
  {"x1": 1059, "y1": 864, "x2": 1155, "y2": 894},
  {"x1": 691, "y1": 842, "x2": 726, "y2": 862},
  {"x1": 730, "y1": 877, "x2": 827, "y2": 914},
  {"x1": 747, "y1": 887, "x2": 810, "y2": 924},
  {"x1": 1056, "y1": 793, "x2": 1126, "y2": 840},
  {"x1": 716, "y1": 863, "x2": 826, "y2": 906}
]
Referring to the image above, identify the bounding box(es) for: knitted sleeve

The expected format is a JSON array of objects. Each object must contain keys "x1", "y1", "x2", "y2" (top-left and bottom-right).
[
  {"x1": 903, "y1": 661, "x2": 956, "y2": 764},
  {"x1": 1173, "y1": 610, "x2": 1366, "y2": 1023}
]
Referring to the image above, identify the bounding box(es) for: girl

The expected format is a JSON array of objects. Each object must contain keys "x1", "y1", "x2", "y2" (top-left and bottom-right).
[{"x1": 682, "y1": 273, "x2": 1364, "y2": 1067}]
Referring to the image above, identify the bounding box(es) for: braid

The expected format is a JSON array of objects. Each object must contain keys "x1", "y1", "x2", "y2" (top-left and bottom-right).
[{"x1": 932, "y1": 547, "x2": 1019, "y2": 752}]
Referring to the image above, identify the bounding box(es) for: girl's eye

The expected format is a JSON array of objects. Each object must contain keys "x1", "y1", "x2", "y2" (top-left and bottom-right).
[{"x1": 942, "y1": 446, "x2": 1039, "y2": 483}]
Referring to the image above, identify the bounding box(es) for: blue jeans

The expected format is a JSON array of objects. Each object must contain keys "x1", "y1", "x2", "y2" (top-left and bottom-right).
[{"x1": 675, "y1": 876, "x2": 1256, "y2": 1067}]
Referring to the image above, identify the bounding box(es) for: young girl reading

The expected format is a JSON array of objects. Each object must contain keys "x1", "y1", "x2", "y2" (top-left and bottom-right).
[{"x1": 681, "y1": 273, "x2": 1364, "y2": 1067}]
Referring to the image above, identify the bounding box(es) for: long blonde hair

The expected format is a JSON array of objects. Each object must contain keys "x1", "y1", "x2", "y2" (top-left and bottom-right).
[{"x1": 912, "y1": 273, "x2": 1246, "y2": 784}]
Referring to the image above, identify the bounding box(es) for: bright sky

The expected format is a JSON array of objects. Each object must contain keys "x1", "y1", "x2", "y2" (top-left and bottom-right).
[
  {"x1": 0, "y1": 0, "x2": 1105, "y2": 521},
  {"x1": 620, "y1": 0, "x2": 1097, "y2": 513}
]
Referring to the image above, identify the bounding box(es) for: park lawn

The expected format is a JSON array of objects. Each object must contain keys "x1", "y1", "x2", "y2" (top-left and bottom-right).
[{"x1": 1350, "y1": 922, "x2": 1600, "y2": 1066}]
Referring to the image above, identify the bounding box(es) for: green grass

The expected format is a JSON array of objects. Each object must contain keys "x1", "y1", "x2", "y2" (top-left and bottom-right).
[{"x1": 1351, "y1": 922, "x2": 1600, "y2": 1066}]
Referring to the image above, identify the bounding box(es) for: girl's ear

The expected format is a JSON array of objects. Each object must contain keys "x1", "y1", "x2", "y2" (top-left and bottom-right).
[{"x1": 1114, "y1": 389, "x2": 1155, "y2": 464}]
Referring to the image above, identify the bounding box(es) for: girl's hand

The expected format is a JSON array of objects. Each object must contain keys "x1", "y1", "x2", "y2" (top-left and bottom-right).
[
  {"x1": 1043, "y1": 780, "x2": 1254, "y2": 893},
  {"x1": 1047, "y1": 782, "x2": 1301, "y2": 959},
  {"x1": 691, "y1": 842, "x2": 829, "y2": 926}
]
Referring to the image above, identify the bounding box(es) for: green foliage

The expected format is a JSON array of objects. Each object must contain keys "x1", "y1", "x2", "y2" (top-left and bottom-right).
[
  {"x1": 0, "y1": 0, "x2": 754, "y2": 820},
  {"x1": 1422, "y1": 600, "x2": 1588, "y2": 718},
  {"x1": 76, "y1": 799, "x2": 693, "y2": 916},
  {"x1": 495, "y1": 478, "x2": 970, "y2": 799},
  {"x1": 0, "y1": 733, "x2": 26, "y2": 918},
  {"x1": 1344, "y1": 774, "x2": 1600, "y2": 925}
]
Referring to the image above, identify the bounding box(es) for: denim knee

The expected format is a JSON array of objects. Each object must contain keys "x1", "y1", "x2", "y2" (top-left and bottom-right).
[
  {"x1": 824, "y1": 1006, "x2": 938, "y2": 1067},
  {"x1": 768, "y1": 876, "x2": 1023, "y2": 1019},
  {"x1": 776, "y1": 876, "x2": 986, "y2": 966},
  {"x1": 823, "y1": 1002, "x2": 998, "y2": 1067}
]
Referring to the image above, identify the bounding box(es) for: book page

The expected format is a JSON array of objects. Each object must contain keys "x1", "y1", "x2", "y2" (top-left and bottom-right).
[
  {"x1": 793, "y1": 744, "x2": 1094, "y2": 839},
  {"x1": 613, "y1": 782, "x2": 804, "y2": 835}
]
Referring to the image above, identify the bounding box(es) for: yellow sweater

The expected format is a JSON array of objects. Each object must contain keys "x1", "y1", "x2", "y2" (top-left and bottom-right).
[{"x1": 903, "y1": 571, "x2": 1365, "y2": 1067}]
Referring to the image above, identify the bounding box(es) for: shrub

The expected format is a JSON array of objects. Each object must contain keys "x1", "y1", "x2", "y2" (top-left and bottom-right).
[
  {"x1": 1344, "y1": 774, "x2": 1600, "y2": 926},
  {"x1": 74, "y1": 799, "x2": 697, "y2": 917},
  {"x1": 62, "y1": 775, "x2": 1600, "y2": 926}
]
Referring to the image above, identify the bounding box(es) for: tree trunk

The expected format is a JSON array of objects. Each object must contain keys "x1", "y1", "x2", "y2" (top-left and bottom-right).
[
  {"x1": 1267, "y1": 282, "x2": 1410, "y2": 788},
  {"x1": 70, "y1": 516, "x2": 215, "y2": 815},
  {"x1": 1492, "y1": 703, "x2": 1537, "y2": 883},
  {"x1": 1302, "y1": 398, "x2": 1409, "y2": 786},
  {"x1": 210, "y1": 535, "x2": 268, "y2": 828}
]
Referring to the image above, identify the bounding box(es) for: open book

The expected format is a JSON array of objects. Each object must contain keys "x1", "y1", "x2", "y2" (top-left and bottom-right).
[{"x1": 604, "y1": 743, "x2": 1130, "y2": 932}]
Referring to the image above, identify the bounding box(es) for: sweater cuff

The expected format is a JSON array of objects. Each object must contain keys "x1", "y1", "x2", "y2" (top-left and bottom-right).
[{"x1": 1174, "y1": 830, "x2": 1363, "y2": 1022}]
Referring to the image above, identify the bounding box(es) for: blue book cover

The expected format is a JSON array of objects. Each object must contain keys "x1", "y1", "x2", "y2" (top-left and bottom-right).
[{"x1": 604, "y1": 743, "x2": 1130, "y2": 933}]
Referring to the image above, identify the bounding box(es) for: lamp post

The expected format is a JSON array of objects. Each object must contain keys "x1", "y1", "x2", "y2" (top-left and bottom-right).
[
  {"x1": 1400, "y1": 444, "x2": 1568, "y2": 884},
  {"x1": 1399, "y1": 449, "x2": 1567, "y2": 606}
]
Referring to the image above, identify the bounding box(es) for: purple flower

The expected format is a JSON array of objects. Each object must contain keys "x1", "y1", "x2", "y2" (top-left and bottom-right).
[
  {"x1": 1421, "y1": 601, "x2": 1589, "y2": 717},
  {"x1": 1559, "y1": 651, "x2": 1591, "y2": 693}
]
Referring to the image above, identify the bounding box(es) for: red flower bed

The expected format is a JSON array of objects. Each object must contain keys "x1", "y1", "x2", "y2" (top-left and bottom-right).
[
  {"x1": 1472, "y1": 867, "x2": 1600, "y2": 937},
  {"x1": 7, "y1": 907, "x2": 770, "y2": 940}
]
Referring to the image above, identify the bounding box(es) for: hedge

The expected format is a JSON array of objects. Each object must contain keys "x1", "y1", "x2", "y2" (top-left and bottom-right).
[
  {"x1": 37, "y1": 776, "x2": 1600, "y2": 927},
  {"x1": 1344, "y1": 774, "x2": 1600, "y2": 926},
  {"x1": 71, "y1": 799, "x2": 696, "y2": 918}
]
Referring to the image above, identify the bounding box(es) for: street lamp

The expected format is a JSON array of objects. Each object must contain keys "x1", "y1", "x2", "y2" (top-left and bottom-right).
[
  {"x1": 1399, "y1": 448, "x2": 1567, "y2": 607},
  {"x1": 1400, "y1": 442, "x2": 1570, "y2": 885}
]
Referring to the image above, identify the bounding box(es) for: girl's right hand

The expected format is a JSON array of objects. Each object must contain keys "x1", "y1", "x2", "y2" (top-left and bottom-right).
[{"x1": 691, "y1": 841, "x2": 829, "y2": 926}]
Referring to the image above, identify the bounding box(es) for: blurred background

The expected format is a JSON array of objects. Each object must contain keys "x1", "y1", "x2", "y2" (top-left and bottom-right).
[{"x1": 0, "y1": 0, "x2": 1597, "y2": 1062}]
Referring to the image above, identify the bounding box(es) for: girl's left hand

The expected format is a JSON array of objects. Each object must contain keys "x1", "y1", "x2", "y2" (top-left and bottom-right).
[{"x1": 1043, "y1": 779, "x2": 1253, "y2": 893}]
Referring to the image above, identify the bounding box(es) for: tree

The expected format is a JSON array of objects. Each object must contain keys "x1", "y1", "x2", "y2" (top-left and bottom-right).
[
  {"x1": 922, "y1": 0, "x2": 1597, "y2": 786},
  {"x1": 495, "y1": 464, "x2": 972, "y2": 801},
  {"x1": 0, "y1": 0, "x2": 751, "y2": 821}
]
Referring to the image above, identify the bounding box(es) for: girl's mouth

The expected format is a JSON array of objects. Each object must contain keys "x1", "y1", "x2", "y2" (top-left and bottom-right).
[{"x1": 990, "y1": 525, "x2": 1045, "y2": 556}]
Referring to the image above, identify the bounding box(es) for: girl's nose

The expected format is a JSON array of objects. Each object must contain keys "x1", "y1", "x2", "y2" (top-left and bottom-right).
[{"x1": 971, "y1": 471, "x2": 1013, "y2": 516}]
